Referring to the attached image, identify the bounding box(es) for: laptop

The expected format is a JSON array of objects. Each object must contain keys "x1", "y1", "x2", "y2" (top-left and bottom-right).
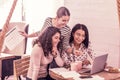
[{"x1": 79, "y1": 53, "x2": 108, "y2": 74}]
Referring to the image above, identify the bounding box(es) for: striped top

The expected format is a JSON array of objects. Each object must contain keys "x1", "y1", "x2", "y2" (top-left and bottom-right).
[{"x1": 36, "y1": 17, "x2": 71, "y2": 51}]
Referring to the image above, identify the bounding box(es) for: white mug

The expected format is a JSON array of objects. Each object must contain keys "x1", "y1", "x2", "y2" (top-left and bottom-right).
[{"x1": 70, "y1": 61, "x2": 82, "y2": 72}]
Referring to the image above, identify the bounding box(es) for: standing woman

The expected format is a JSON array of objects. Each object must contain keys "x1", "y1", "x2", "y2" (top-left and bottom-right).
[
  {"x1": 20, "y1": 6, "x2": 71, "y2": 52},
  {"x1": 26, "y1": 27, "x2": 64, "y2": 80},
  {"x1": 20, "y1": 6, "x2": 73, "y2": 67}
]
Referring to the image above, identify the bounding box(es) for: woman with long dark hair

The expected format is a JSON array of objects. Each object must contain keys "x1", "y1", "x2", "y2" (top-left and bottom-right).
[
  {"x1": 20, "y1": 6, "x2": 73, "y2": 68},
  {"x1": 62, "y1": 23, "x2": 94, "y2": 69},
  {"x1": 20, "y1": 6, "x2": 72, "y2": 54},
  {"x1": 26, "y1": 27, "x2": 64, "y2": 80}
]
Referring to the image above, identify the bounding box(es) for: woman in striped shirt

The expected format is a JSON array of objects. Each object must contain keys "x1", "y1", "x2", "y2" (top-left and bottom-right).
[{"x1": 20, "y1": 7, "x2": 73, "y2": 67}]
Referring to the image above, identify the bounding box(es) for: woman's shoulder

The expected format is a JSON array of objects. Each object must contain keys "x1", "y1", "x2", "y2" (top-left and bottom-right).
[
  {"x1": 33, "y1": 43, "x2": 42, "y2": 50},
  {"x1": 65, "y1": 25, "x2": 71, "y2": 30},
  {"x1": 61, "y1": 25, "x2": 71, "y2": 33},
  {"x1": 32, "y1": 44, "x2": 44, "y2": 54},
  {"x1": 45, "y1": 17, "x2": 52, "y2": 22},
  {"x1": 31, "y1": 44, "x2": 44, "y2": 59}
]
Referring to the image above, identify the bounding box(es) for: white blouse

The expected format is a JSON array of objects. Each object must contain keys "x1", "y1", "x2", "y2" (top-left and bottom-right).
[{"x1": 62, "y1": 43, "x2": 95, "y2": 66}]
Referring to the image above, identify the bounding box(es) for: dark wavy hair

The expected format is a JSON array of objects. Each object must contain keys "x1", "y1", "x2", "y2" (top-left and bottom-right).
[
  {"x1": 57, "y1": 6, "x2": 70, "y2": 18},
  {"x1": 69, "y1": 23, "x2": 89, "y2": 48},
  {"x1": 33, "y1": 27, "x2": 62, "y2": 56}
]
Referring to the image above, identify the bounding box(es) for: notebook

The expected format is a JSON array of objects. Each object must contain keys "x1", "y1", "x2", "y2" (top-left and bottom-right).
[{"x1": 79, "y1": 53, "x2": 108, "y2": 74}]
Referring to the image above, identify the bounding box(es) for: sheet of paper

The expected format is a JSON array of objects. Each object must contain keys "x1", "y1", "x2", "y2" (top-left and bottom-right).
[
  {"x1": 50, "y1": 68, "x2": 104, "y2": 80},
  {"x1": 49, "y1": 67, "x2": 69, "y2": 74},
  {"x1": 49, "y1": 68, "x2": 81, "y2": 79},
  {"x1": 4, "y1": 26, "x2": 25, "y2": 50},
  {"x1": 59, "y1": 71, "x2": 81, "y2": 78}
]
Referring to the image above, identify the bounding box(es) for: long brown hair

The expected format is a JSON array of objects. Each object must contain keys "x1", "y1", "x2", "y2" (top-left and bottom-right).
[
  {"x1": 70, "y1": 24, "x2": 89, "y2": 48},
  {"x1": 33, "y1": 27, "x2": 62, "y2": 56}
]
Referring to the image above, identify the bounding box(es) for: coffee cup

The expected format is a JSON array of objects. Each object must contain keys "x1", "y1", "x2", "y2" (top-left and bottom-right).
[{"x1": 70, "y1": 61, "x2": 82, "y2": 72}]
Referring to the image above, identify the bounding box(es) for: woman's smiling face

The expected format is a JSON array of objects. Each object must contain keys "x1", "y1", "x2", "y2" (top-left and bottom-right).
[
  {"x1": 73, "y1": 29, "x2": 85, "y2": 45},
  {"x1": 57, "y1": 15, "x2": 70, "y2": 28},
  {"x1": 52, "y1": 32, "x2": 60, "y2": 47}
]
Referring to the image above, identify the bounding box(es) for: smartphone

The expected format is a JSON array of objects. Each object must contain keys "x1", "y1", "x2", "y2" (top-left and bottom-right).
[{"x1": 80, "y1": 75, "x2": 93, "y2": 79}]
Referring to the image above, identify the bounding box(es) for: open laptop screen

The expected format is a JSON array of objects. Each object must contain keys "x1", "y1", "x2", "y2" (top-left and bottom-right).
[
  {"x1": 91, "y1": 53, "x2": 108, "y2": 74},
  {"x1": 79, "y1": 53, "x2": 108, "y2": 74}
]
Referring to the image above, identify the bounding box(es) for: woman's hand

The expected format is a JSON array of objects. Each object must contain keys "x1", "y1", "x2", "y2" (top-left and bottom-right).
[
  {"x1": 66, "y1": 48, "x2": 83, "y2": 56},
  {"x1": 82, "y1": 59, "x2": 91, "y2": 66},
  {"x1": 52, "y1": 46, "x2": 58, "y2": 58},
  {"x1": 66, "y1": 48, "x2": 73, "y2": 54},
  {"x1": 19, "y1": 31, "x2": 28, "y2": 37},
  {"x1": 74, "y1": 50, "x2": 83, "y2": 56}
]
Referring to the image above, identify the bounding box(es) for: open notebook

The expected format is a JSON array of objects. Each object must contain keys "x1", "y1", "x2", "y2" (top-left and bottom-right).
[{"x1": 49, "y1": 67, "x2": 104, "y2": 80}]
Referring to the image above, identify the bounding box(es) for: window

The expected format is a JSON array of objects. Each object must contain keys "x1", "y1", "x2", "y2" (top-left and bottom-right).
[{"x1": 0, "y1": 0, "x2": 64, "y2": 54}]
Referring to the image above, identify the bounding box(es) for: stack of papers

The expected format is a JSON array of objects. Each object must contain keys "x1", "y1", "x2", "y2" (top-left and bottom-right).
[{"x1": 49, "y1": 68, "x2": 80, "y2": 79}]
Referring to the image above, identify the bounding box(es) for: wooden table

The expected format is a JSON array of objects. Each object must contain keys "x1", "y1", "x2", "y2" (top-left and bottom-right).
[
  {"x1": 96, "y1": 71, "x2": 120, "y2": 80},
  {"x1": 0, "y1": 53, "x2": 21, "y2": 80},
  {"x1": 0, "y1": 53, "x2": 15, "y2": 77},
  {"x1": 49, "y1": 69, "x2": 120, "y2": 80},
  {"x1": 50, "y1": 70, "x2": 73, "y2": 80},
  {"x1": 0, "y1": 53, "x2": 15, "y2": 60}
]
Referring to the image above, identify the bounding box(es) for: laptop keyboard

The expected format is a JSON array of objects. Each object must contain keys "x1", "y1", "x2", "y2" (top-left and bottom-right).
[{"x1": 78, "y1": 68, "x2": 91, "y2": 73}]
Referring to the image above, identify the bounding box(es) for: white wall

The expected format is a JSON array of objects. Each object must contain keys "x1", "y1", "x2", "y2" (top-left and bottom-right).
[
  {"x1": 24, "y1": 0, "x2": 64, "y2": 32},
  {"x1": 0, "y1": 0, "x2": 22, "y2": 29},
  {"x1": 64, "y1": 0, "x2": 120, "y2": 67},
  {"x1": 0, "y1": 0, "x2": 64, "y2": 54},
  {"x1": 24, "y1": 0, "x2": 64, "y2": 54}
]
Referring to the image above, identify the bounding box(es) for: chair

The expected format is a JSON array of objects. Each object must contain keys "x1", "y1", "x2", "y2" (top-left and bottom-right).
[
  {"x1": 0, "y1": 22, "x2": 29, "y2": 80},
  {"x1": 2, "y1": 22, "x2": 29, "y2": 55},
  {"x1": 13, "y1": 55, "x2": 30, "y2": 80}
]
